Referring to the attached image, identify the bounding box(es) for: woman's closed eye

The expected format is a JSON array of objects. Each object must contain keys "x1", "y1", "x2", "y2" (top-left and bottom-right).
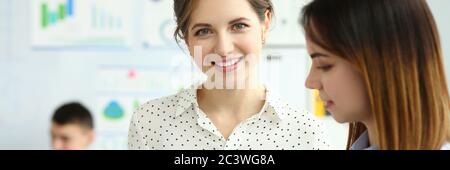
[
  {"x1": 312, "y1": 57, "x2": 334, "y2": 72},
  {"x1": 316, "y1": 64, "x2": 333, "y2": 71}
]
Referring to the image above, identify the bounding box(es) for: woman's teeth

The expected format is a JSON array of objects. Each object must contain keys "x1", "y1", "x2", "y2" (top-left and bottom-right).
[{"x1": 215, "y1": 57, "x2": 243, "y2": 67}]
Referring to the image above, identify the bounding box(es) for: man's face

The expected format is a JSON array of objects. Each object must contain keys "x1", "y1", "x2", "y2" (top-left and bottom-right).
[{"x1": 50, "y1": 123, "x2": 94, "y2": 150}]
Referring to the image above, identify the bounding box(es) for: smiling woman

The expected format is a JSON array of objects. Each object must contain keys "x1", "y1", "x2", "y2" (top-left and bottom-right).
[{"x1": 128, "y1": 0, "x2": 330, "y2": 150}]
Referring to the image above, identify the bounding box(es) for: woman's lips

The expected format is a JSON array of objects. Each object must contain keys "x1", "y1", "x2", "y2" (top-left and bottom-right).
[
  {"x1": 324, "y1": 100, "x2": 334, "y2": 109},
  {"x1": 212, "y1": 57, "x2": 244, "y2": 73}
]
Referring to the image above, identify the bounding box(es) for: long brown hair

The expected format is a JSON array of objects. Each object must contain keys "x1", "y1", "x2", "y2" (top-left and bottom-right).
[{"x1": 301, "y1": 0, "x2": 450, "y2": 149}]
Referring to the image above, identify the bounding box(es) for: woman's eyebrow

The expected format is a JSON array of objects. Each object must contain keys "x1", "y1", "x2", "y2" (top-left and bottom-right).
[
  {"x1": 310, "y1": 52, "x2": 329, "y2": 59},
  {"x1": 190, "y1": 17, "x2": 250, "y2": 31},
  {"x1": 228, "y1": 17, "x2": 250, "y2": 24},
  {"x1": 191, "y1": 23, "x2": 211, "y2": 31}
]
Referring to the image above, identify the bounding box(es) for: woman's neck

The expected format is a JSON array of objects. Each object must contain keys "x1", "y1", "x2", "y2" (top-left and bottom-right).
[{"x1": 196, "y1": 84, "x2": 266, "y2": 118}]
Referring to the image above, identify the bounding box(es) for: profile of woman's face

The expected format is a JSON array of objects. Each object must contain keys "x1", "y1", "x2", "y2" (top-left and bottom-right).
[
  {"x1": 186, "y1": 0, "x2": 269, "y2": 89},
  {"x1": 305, "y1": 38, "x2": 371, "y2": 124}
]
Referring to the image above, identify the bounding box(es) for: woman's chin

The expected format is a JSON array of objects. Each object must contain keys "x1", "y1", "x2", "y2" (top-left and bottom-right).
[{"x1": 329, "y1": 112, "x2": 349, "y2": 124}]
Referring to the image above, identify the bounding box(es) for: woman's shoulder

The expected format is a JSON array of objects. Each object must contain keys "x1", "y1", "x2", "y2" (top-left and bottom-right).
[
  {"x1": 265, "y1": 89, "x2": 311, "y2": 117},
  {"x1": 266, "y1": 93, "x2": 319, "y2": 123},
  {"x1": 270, "y1": 99, "x2": 331, "y2": 149},
  {"x1": 266, "y1": 93, "x2": 325, "y2": 132},
  {"x1": 132, "y1": 89, "x2": 194, "y2": 120}
]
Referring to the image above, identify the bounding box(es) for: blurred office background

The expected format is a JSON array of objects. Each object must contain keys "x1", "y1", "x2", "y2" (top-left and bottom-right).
[{"x1": 0, "y1": 0, "x2": 449, "y2": 150}]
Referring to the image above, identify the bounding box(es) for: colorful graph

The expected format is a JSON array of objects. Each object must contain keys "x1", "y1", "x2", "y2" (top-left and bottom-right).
[
  {"x1": 32, "y1": 0, "x2": 133, "y2": 48},
  {"x1": 96, "y1": 97, "x2": 149, "y2": 134},
  {"x1": 102, "y1": 99, "x2": 142, "y2": 121},
  {"x1": 103, "y1": 100, "x2": 124, "y2": 120},
  {"x1": 40, "y1": 0, "x2": 74, "y2": 28}
]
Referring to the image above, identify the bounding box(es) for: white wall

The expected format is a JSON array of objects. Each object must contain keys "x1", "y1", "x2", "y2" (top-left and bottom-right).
[{"x1": 428, "y1": 0, "x2": 450, "y2": 89}]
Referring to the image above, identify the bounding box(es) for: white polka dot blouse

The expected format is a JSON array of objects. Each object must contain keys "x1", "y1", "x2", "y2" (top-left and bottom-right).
[{"x1": 128, "y1": 88, "x2": 330, "y2": 150}]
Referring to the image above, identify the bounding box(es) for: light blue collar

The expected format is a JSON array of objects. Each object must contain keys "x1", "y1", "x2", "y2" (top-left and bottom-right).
[
  {"x1": 350, "y1": 130, "x2": 450, "y2": 150},
  {"x1": 349, "y1": 130, "x2": 378, "y2": 150}
]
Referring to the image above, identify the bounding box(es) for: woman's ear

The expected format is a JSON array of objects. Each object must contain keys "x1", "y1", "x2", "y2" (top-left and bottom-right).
[
  {"x1": 87, "y1": 130, "x2": 95, "y2": 145},
  {"x1": 262, "y1": 10, "x2": 272, "y2": 43}
]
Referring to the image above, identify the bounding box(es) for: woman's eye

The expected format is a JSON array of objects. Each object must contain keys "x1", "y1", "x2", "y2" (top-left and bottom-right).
[
  {"x1": 195, "y1": 28, "x2": 212, "y2": 37},
  {"x1": 232, "y1": 23, "x2": 248, "y2": 31},
  {"x1": 317, "y1": 65, "x2": 333, "y2": 71}
]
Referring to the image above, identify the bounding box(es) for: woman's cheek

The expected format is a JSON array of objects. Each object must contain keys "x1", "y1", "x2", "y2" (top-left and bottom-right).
[
  {"x1": 189, "y1": 41, "x2": 213, "y2": 71},
  {"x1": 323, "y1": 70, "x2": 352, "y2": 118},
  {"x1": 331, "y1": 66, "x2": 370, "y2": 122}
]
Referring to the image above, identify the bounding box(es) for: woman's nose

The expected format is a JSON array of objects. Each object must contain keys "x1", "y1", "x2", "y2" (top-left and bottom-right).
[
  {"x1": 305, "y1": 69, "x2": 322, "y2": 90},
  {"x1": 214, "y1": 33, "x2": 234, "y2": 57}
]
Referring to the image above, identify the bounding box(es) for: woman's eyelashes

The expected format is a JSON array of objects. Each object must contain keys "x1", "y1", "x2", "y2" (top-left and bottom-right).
[
  {"x1": 231, "y1": 23, "x2": 249, "y2": 32},
  {"x1": 316, "y1": 64, "x2": 333, "y2": 71},
  {"x1": 193, "y1": 22, "x2": 250, "y2": 38},
  {"x1": 312, "y1": 57, "x2": 334, "y2": 72},
  {"x1": 194, "y1": 28, "x2": 213, "y2": 37},
  {"x1": 314, "y1": 61, "x2": 333, "y2": 71}
]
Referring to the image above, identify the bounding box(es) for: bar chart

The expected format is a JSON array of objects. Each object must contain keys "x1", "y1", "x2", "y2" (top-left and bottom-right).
[
  {"x1": 40, "y1": 0, "x2": 74, "y2": 29},
  {"x1": 31, "y1": 0, "x2": 133, "y2": 48},
  {"x1": 91, "y1": 6, "x2": 124, "y2": 31}
]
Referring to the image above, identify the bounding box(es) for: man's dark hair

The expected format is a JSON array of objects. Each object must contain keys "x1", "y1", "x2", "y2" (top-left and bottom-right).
[{"x1": 52, "y1": 102, "x2": 94, "y2": 130}]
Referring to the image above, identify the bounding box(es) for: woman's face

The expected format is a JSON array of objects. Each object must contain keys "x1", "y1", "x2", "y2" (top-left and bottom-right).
[
  {"x1": 305, "y1": 39, "x2": 371, "y2": 123},
  {"x1": 186, "y1": 0, "x2": 270, "y2": 89}
]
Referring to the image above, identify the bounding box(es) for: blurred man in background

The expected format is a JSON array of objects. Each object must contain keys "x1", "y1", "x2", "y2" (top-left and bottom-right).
[{"x1": 50, "y1": 102, "x2": 95, "y2": 150}]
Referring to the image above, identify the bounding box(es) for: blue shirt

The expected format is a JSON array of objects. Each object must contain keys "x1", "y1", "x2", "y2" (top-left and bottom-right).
[
  {"x1": 349, "y1": 130, "x2": 377, "y2": 150},
  {"x1": 349, "y1": 130, "x2": 450, "y2": 150}
]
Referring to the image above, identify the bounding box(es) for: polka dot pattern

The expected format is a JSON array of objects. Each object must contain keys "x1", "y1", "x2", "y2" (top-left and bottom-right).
[{"x1": 128, "y1": 88, "x2": 330, "y2": 150}]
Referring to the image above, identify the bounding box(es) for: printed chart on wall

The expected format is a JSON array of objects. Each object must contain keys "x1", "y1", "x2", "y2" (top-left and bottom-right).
[
  {"x1": 94, "y1": 97, "x2": 149, "y2": 149},
  {"x1": 95, "y1": 66, "x2": 170, "y2": 149},
  {"x1": 93, "y1": 63, "x2": 202, "y2": 149},
  {"x1": 31, "y1": 0, "x2": 133, "y2": 48},
  {"x1": 140, "y1": 0, "x2": 177, "y2": 49}
]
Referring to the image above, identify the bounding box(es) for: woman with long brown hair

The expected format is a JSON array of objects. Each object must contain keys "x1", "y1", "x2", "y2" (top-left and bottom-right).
[{"x1": 301, "y1": 0, "x2": 450, "y2": 149}]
